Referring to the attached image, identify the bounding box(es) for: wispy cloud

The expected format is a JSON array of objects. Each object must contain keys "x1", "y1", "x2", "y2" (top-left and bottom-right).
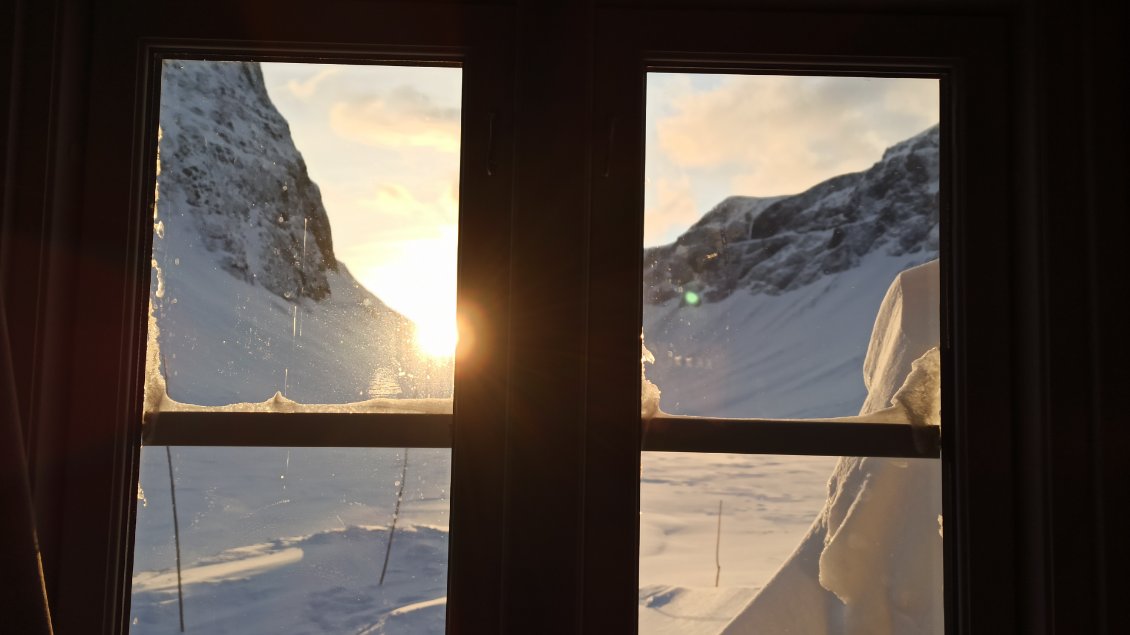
[
  {"x1": 285, "y1": 66, "x2": 342, "y2": 99},
  {"x1": 352, "y1": 178, "x2": 458, "y2": 224},
  {"x1": 644, "y1": 74, "x2": 938, "y2": 245},
  {"x1": 643, "y1": 175, "x2": 699, "y2": 247},
  {"x1": 654, "y1": 75, "x2": 938, "y2": 195},
  {"x1": 330, "y1": 85, "x2": 461, "y2": 152}
]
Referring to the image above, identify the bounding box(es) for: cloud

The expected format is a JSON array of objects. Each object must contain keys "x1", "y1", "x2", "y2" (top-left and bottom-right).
[
  {"x1": 652, "y1": 74, "x2": 939, "y2": 197},
  {"x1": 643, "y1": 175, "x2": 699, "y2": 246},
  {"x1": 329, "y1": 85, "x2": 461, "y2": 152},
  {"x1": 285, "y1": 66, "x2": 342, "y2": 99},
  {"x1": 355, "y1": 179, "x2": 458, "y2": 226},
  {"x1": 362, "y1": 183, "x2": 422, "y2": 215}
]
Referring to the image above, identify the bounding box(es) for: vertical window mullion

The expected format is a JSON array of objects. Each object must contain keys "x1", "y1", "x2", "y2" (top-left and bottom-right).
[
  {"x1": 445, "y1": 16, "x2": 513, "y2": 631},
  {"x1": 585, "y1": 13, "x2": 646, "y2": 632},
  {"x1": 501, "y1": 3, "x2": 594, "y2": 633}
]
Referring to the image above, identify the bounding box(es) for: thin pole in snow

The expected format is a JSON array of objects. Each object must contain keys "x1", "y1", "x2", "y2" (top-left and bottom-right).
[
  {"x1": 715, "y1": 499, "x2": 723, "y2": 588},
  {"x1": 379, "y1": 448, "x2": 409, "y2": 586},
  {"x1": 166, "y1": 446, "x2": 185, "y2": 632}
]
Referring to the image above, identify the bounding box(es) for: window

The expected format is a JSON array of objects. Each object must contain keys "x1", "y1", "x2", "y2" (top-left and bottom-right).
[
  {"x1": 42, "y1": 3, "x2": 1018, "y2": 633},
  {"x1": 60, "y1": 4, "x2": 513, "y2": 631},
  {"x1": 130, "y1": 59, "x2": 460, "y2": 632},
  {"x1": 585, "y1": 9, "x2": 1014, "y2": 632},
  {"x1": 638, "y1": 72, "x2": 945, "y2": 632}
]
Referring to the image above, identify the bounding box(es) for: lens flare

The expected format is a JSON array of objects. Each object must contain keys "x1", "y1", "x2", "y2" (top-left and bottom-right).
[{"x1": 414, "y1": 316, "x2": 459, "y2": 358}]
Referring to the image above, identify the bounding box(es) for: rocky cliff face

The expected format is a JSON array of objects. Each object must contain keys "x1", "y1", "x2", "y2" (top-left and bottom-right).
[
  {"x1": 151, "y1": 60, "x2": 438, "y2": 406},
  {"x1": 644, "y1": 125, "x2": 940, "y2": 304},
  {"x1": 158, "y1": 60, "x2": 337, "y2": 302}
]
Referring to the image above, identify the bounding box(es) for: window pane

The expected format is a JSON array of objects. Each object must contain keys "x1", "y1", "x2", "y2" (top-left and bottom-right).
[
  {"x1": 642, "y1": 74, "x2": 941, "y2": 420},
  {"x1": 639, "y1": 73, "x2": 945, "y2": 634},
  {"x1": 639, "y1": 452, "x2": 943, "y2": 633},
  {"x1": 130, "y1": 447, "x2": 450, "y2": 634},
  {"x1": 146, "y1": 60, "x2": 461, "y2": 411},
  {"x1": 133, "y1": 60, "x2": 458, "y2": 633}
]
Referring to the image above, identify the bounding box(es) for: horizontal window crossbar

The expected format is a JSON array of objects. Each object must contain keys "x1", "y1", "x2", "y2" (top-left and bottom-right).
[
  {"x1": 642, "y1": 415, "x2": 940, "y2": 458},
  {"x1": 142, "y1": 411, "x2": 453, "y2": 448},
  {"x1": 143, "y1": 412, "x2": 938, "y2": 458}
]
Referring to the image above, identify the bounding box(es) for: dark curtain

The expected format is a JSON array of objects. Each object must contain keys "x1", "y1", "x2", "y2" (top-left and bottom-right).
[{"x1": 0, "y1": 297, "x2": 54, "y2": 634}]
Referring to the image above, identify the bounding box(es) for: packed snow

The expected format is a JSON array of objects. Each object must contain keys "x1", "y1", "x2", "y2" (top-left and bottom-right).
[
  {"x1": 130, "y1": 59, "x2": 943, "y2": 634},
  {"x1": 718, "y1": 262, "x2": 942, "y2": 634}
]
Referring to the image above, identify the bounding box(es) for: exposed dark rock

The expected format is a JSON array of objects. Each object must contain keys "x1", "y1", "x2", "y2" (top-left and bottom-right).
[
  {"x1": 643, "y1": 125, "x2": 940, "y2": 303},
  {"x1": 158, "y1": 60, "x2": 338, "y2": 302}
]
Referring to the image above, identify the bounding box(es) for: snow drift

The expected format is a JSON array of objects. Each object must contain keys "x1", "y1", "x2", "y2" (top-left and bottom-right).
[{"x1": 719, "y1": 261, "x2": 943, "y2": 635}]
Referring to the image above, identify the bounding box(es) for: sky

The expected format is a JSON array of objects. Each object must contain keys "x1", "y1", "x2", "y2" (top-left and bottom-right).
[
  {"x1": 260, "y1": 63, "x2": 462, "y2": 356},
  {"x1": 257, "y1": 65, "x2": 938, "y2": 350},
  {"x1": 645, "y1": 73, "x2": 939, "y2": 246}
]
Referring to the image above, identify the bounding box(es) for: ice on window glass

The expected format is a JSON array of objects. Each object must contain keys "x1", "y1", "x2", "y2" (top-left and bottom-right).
[
  {"x1": 639, "y1": 73, "x2": 943, "y2": 634},
  {"x1": 146, "y1": 60, "x2": 461, "y2": 411},
  {"x1": 130, "y1": 447, "x2": 450, "y2": 633},
  {"x1": 642, "y1": 74, "x2": 941, "y2": 420}
]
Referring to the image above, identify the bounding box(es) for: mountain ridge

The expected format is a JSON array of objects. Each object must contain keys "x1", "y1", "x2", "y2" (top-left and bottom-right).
[
  {"x1": 644, "y1": 125, "x2": 939, "y2": 304},
  {"x1": 152, "y1": 60, "x2": 442, "y2": 407}
]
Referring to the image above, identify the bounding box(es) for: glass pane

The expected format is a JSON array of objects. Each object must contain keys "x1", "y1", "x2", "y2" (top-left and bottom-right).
[
  {"x1": 130, "y1": 447, "x2": 450, "y2": 634},
  {"x1": 146, "y1": 60, "x2": 461, "y2": 411},
  {"x1": 132, "y1": 60, "x2": 458, "y2": 633},
  {"x1": 639, "y1": 73, "x2": 945, "y2": 634},
  {"x1": 639, "y1": 452, "x2": 943, "y2": 633},
  {"x1": 642, "y1": 73, "x2": 941, "y2": 420}
]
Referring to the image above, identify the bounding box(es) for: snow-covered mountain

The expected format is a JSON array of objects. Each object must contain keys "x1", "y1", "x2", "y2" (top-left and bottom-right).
[
  {"x1": 152, "y1": 60, "x2": 447, "y2": 406},
  {"x1": 645, "y1": 126, "x2": 938, "y2": 303},
  {"x1": 642, "y1": 126, "x2": 940, "y2": 419},
  {"x1": 158, "y1": 61, "x2": 339, "y2": 302}
]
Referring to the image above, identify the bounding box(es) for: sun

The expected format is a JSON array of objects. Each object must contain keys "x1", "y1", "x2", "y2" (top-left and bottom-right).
[
  {"x1": 348, "y1": 224, "x2": 460, "y2": 359},
  {"x1": 414, "y1": 314, "x2": 459, "y2": 358}
]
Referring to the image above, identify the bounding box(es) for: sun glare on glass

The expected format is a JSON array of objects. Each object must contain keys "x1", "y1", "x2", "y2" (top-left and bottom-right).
[{"x1": 414, "y1": 317, "x2": 459, "y2": 358}]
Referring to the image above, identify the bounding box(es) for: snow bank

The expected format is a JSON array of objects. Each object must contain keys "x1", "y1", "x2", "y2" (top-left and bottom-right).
[
  {"x1": 130, "y1": 524, "x2": 448, "y2": 634},
  {"x1": 639, "y1": 585, "x2": 759, "y2": 635},
  {"x1": 145, "y1": 389, "x2": 451, "y2": 417},
  {"x1": 642, "y1": 336, "x2": 662, "y2": 419},
  {"x1": 721, "y1": 260, "x2": 943, "y2": 635}
]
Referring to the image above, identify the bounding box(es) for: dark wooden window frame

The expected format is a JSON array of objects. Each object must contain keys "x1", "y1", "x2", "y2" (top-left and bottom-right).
[
  {"x1": 58, "y1": 3, "x2": 514, "y2": 632},
  {"x1": 42, "y1": 3, "x2": 1017, "y2": 634},
  {"x1": 583, "y1": 8, "x2": 1013, "y2": 633}
]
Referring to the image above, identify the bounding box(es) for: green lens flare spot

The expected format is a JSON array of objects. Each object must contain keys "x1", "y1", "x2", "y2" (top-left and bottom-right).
[{"x1": 684, "y1": 291, "x2": 701, "y2": 306}]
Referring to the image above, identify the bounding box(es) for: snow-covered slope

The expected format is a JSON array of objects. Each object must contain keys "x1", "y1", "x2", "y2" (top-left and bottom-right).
[
  {"x1": 642, "y1": 125, "x2": 940, "y2": 419},
  {"x1": 132, "y1": 446, "x2": 450, "y2": 635}
]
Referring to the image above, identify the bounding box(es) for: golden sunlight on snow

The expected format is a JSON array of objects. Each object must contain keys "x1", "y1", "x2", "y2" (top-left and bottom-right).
[{"x1": 352, "y1": 224, "x2": 459, "y2": 359}]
